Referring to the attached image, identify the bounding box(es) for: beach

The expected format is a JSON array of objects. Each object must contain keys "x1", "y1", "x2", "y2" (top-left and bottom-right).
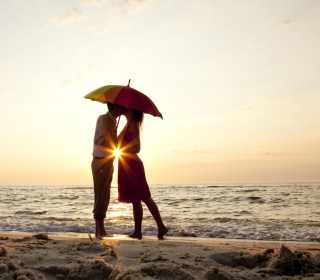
[
  {"x1": 1, "y1": 233, "x2": 320, "y2": 280},
  {"x1": 1, "y1": 184, "x2": 320, "y2": 279}
]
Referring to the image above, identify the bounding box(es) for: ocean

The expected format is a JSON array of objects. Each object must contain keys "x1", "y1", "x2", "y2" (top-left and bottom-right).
[{"x1": 0, "y1": 183, "x2": 319, "y2": 242}]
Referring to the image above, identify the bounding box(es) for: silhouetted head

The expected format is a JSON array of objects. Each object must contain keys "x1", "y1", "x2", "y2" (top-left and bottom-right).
[
  {"x1": 107, "y1": 102, "x2": 126, "y2": 118},
  {"x1": 132, "y1": 109, "x2": 144, "y2": 127},
  {"x1": 124, "y1": 108, "x2": 144, "y2": 127}
]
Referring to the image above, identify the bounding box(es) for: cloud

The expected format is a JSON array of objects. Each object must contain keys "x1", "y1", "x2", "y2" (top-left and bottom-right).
[
  {"x1": 84, "y1": 0, "x2": 107, "y2": 4},
  {"x1": 61, "y1": 75, "x2": 83, "y2": 86},
  {"x1": 84, "y1": 0, "x2": 149, "y2": 5},
  {"x1": 278, "y1": 20, "x2": 293, "y2": 27},
  {"x1": 61, "y1": 63, "x2": 106, "y2": 86},
  {"x1": 87, "y1": 63, "x2": 107, "y2": 72},
  {"x1": 212, "y1": 105, "x2": 258, "y2": 116},
  {"x1": 302, "y1": 23, "x2": 312, "y2": 29},
  {"x1": 53, "y1": 8, "x2": 85, "y2": 26},
  {"x1": 118, "y1": 0, "x2": 149, "y2": 5},
  {"x1": 240, "y1": 105, "x2": 257, "y2": 112},
  {"x1": 174, "y1": 150, "x2": 214, "y2": 154},
  {"x1": 245, "y1": 152, "x2": 283, "y2": 156},
  {"x1": 88, "y1": 25, "x2": 109, "y2": 35}
]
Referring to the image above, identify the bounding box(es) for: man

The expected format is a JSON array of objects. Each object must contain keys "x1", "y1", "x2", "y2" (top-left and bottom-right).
[{"x1": 91, "y1": 102, "x2": 125, "y2": 238}]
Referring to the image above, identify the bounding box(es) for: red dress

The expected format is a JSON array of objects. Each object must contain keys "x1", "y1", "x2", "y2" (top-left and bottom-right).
[{"x1": 118, "y1": 125, "x2": 151, "y2": 203}]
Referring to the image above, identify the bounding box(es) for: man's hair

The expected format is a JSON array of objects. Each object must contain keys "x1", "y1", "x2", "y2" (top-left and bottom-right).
[{"x1": 107, "y1": 102, "x2": 116, "y2": 112}]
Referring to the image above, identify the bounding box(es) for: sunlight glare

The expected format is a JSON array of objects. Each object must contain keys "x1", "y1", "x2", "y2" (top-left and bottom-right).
[{"x1": 114, "y1": 148, "x2": 121, "y2": 158}]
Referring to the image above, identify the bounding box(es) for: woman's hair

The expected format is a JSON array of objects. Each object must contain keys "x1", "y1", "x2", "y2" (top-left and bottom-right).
[{"x1": 132, "y1": 110, "x2": 144, "y2": 127}]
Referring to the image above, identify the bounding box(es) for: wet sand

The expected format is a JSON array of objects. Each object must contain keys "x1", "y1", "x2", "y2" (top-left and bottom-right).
[{"x1": 0, "y1": 232, "x2": 320, "y2": 279}]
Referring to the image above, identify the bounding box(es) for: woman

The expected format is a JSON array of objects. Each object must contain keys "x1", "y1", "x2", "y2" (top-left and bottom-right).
[{"x1": 118, "y1": 108, "x2": 168, "y2": 240}]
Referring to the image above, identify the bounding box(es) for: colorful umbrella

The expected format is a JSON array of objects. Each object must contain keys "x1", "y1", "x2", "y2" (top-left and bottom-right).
[{"x1": 84, "y1": 81, "x2": 163, "y2": 119}]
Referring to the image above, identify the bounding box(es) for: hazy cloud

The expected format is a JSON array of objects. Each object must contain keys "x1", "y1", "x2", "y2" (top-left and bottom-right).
[
  {"x1": 240, "y1": 105, "x2": 257, "y2": 111},
  {"x1": 246, "y1": 152, "x2": 283, "y2": 156},
  {"x1": 53, "y1": 8, "x2": 85, "y2": 26},
  {"x1": 212, "y1": 105, "x2": 257, "y2": 116},
  {"x1": 174, "y1": 150, "x2": 214, "y2": 154},
  {"x1": 89, "y1": 25, "x2": 109, "y2": 35},
  {"x1": 84, "y1": 0, "x2": 107, "y2": 5},
  {"x1": 118, "y1": 0, "x2": 149, "y2": 5},
  {"x1": 84, "y1": 0, "x2": 149, "y2": 5},
  {"x1": 61, "y1": 63, "x2": 106, "y2": 86},
  {"x1": 278, "y1": 20, "x2": 292, "y2": 27},
  {"x1": 61, "y1": 75, "x2": 83, "y2": 86},
  {"x1": 302, "y1": 23, "x2": 312, "y2": 29},
  {"x1": 87, "y1": 63, "x2": 107, "y2": 72}
]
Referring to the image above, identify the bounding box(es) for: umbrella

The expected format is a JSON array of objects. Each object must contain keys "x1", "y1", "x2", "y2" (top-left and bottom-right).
[{"x1": 84, "y1": 80, "x2": 163, "y2": 119}]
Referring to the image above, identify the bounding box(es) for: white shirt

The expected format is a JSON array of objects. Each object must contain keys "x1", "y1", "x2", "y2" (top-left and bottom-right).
[{"x1": 92, "y1": 112, "x2": 118, "y2": 159}]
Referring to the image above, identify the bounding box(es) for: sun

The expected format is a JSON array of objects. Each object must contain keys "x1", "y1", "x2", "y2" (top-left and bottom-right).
[{"x1": 114, "y1": 148, "x2": 122, "y2": 158}]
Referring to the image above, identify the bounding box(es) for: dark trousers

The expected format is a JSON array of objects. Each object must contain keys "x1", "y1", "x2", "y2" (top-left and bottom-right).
[{"x1": 91, "y1": 158, "x2": 114, "y2": 219}]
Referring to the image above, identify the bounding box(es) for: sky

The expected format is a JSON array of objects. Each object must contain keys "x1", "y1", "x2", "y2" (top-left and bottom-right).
[{"x1": 1, "y1": 0, "x2": 320, "y2": 185}]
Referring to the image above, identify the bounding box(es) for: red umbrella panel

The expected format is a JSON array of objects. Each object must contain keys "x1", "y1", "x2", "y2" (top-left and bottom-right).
[{"x1": 84, "y1": 85, "x2": 163, "y2": 119}]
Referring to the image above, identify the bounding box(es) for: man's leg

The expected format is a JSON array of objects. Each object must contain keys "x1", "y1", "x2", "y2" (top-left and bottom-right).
[{"x1": 92, "y1": 158, "x2": 114, "y2": 237}]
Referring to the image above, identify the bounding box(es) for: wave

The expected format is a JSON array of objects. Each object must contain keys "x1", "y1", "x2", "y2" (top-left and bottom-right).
[
  {"x1": 14, "y1": 211, "x2": 47, "y2": 215},
  {"x1": 1, "y1": 216, "x2": 319, "y2": 242}
]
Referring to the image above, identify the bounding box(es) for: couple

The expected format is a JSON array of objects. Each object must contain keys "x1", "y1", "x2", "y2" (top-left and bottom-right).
[{"x1": 91, "y1": 102, "x2": 168, "y2": 240}]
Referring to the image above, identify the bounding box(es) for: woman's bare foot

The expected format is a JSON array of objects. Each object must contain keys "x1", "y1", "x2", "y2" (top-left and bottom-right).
[
  {"x1": 128, "y1": 232, "x2": 142, "y2": 240},
  {"x1": 157, "y1": 226, "x2": 168, "y2": 240},
  {"x1": 95, "y1": 219, "x2": 112, "y2": 238}
]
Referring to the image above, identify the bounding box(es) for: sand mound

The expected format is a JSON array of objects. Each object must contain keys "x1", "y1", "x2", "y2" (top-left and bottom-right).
[
  {"x1": 1, "y1": 234, "x2": 320, "y2": 279},
  {"x1": 267, "y1": 245, "x2": 320, "y2": 276},
  {"x1": 0, "y1": 258, "x2": 46, "y2": 280},
  {"x1": 68, "y1": 259, "x2": 115, "y2": 280},
  {"x1": 112, "y1": 263, "x2": 194, "y2": 280},
  {"x1": 210, "y1": 245, "x2": 320, "y2": 278},
  {"x1": 209, "y1": 248, "x2": 273, "y2": 269}
]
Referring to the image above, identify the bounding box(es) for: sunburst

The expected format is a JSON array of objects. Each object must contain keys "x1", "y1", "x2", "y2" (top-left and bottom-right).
[{"x1": 114, "y1": 148, "x2": 122, "y2": 158}]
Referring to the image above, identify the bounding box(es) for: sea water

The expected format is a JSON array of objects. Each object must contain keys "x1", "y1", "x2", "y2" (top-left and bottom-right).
[{"x1": 0, "y1": 183, "x2": 319, "y2": 242}]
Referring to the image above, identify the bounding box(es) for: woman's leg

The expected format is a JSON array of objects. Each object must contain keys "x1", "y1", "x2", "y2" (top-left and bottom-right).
[
  {"x1": 129, "y1": 201, "x2": 143, "y2": 240},
  {"x1": 143, "y1": 197, "x2": 168, "y2": 239}
]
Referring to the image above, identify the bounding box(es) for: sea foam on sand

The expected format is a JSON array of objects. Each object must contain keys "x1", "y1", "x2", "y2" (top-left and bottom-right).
[{"x1": 0, "y1": 233, "x2": 320, "y2": 280}]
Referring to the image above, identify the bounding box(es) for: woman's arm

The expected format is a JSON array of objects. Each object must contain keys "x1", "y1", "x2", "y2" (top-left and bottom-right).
[{"x1": 127, "y1": 122, "x2": 141, "y2": 153}]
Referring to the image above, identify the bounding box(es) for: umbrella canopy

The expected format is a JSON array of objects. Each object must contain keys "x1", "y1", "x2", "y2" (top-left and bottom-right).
[{"x1": 84, "y1": 84, "x2": 163, "y2": 119}]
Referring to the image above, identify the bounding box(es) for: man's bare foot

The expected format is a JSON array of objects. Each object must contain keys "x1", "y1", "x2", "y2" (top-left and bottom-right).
[
  {"x1": 128, "y1": 232, "x2": 142, "y2": 240},
  {"x1": 98, "y1": 233, "x2": 114, "y2": 239},
  {"x1": 157, "y1": 226, "x2": 168, "y2": 240},
  {"x1": 95, "y1": 231, "x2": 104, "y2": 238}
]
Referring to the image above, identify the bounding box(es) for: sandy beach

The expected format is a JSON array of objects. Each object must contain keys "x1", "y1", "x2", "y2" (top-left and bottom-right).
[{"x1": 1, "y1": 233, "x2": 320, "y2": 280}]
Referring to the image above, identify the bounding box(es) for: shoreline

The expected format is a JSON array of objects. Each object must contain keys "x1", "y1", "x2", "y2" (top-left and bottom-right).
[
  {"x1": 1, "y1": 232, "x2": 319, "y2": 279},
  {"x1": 1, "y1": 231, "x2": 320, "y2": 246},
  {"x1": 1, "y1": 231, "x2": 320, "y2": 245}
]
